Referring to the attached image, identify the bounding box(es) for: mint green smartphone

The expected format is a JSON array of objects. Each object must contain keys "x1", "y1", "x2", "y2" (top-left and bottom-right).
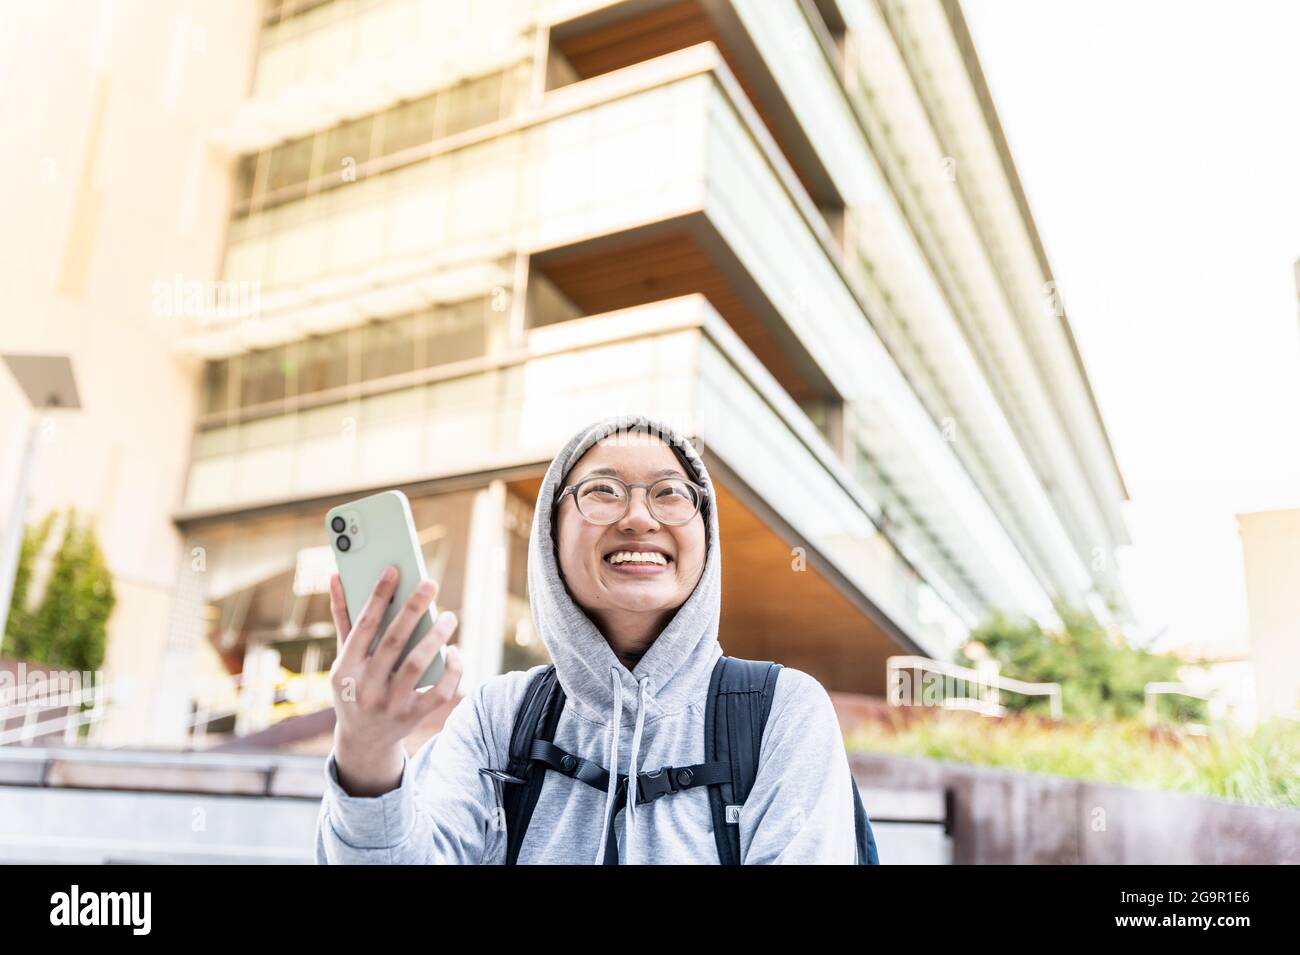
[{"x1": 326, "y1": 489, "x2": 447, "y2": 689}]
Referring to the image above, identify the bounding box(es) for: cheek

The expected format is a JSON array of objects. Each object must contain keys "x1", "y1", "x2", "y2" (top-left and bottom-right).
[
  {"x1": 676, "y1": 533, "x2": 707, "y2": 585},
  {"x1": 558, "y1": 523, "x2": 600, "y2": 580}
]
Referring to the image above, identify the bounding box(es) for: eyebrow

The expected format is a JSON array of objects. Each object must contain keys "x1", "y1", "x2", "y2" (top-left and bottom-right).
[{"x1": 577, "y1": 466, "x2": 687, "y2": 481}]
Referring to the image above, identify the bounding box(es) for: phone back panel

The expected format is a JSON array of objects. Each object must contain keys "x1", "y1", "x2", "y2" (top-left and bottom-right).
[{"x1": 326, "y1": 490, "x2": 446, "y2": 689}]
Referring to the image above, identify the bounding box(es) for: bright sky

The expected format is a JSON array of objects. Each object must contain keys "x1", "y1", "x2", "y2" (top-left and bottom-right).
[{"x1": 961, "y1": 0, "x2": 1300, "y2": 654}]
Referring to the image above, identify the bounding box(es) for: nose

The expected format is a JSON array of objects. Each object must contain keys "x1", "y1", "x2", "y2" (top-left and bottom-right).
[{"x1": 617, "y1": 487, "x2": 660, "y2": 530}]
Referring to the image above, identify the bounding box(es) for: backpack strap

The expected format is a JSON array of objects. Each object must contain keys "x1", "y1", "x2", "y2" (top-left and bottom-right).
[
  {"x1": 704, "y1": 655, "x2": 782, "y2": 865},
  {"x1": 850, "y1": 773, "x2": 881, "y2": 865},
  {"x1": 527, "y1": 738, "x2": 730, "y2": 806},
  {"x1": 484, "y1": 660, "x2": 883, "y2": 865},
  {"x1": 480, "y1": 663, "x2": 732, "y2": 864},
  {"x1": 479, "y1": 664, "x2": 565, "y2": 865},
  {"x1": 705, "y1": 655, "x2": 882, "y2": 864}
]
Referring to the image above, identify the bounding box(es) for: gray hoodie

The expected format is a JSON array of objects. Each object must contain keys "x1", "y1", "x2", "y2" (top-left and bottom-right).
[{"x1": 315, "y1": 413, "x2": 858, "y2": 864}]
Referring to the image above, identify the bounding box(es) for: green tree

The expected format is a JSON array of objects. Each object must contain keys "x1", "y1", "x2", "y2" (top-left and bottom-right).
[
  {"x1": 959, "y1": 604, "x2": 1208, "y2": 723},
  {"x1": 1, "y1": 509, "x2": 115, "y2": 673},
  {"x1": 1, "y1": 511, "x2": 57, "y2": 659}
]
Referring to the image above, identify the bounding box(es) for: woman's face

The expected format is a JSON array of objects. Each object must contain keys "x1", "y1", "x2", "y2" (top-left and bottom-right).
[{"x1": 556, "y1": 435, "x2": 707, "y2": 623}]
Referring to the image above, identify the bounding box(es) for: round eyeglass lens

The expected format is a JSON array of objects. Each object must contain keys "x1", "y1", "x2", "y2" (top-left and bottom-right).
[{"x1": 575, "y1": 478, "x2": 700, "y2": 524}]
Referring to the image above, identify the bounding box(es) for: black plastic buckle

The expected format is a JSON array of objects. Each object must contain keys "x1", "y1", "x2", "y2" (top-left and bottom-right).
[
  {"x1": 635, "y1": 766, "x2": 679, "y2": 804},
  {"x1": 479, "y1": 767, "x2": 528, "y2": 786}
]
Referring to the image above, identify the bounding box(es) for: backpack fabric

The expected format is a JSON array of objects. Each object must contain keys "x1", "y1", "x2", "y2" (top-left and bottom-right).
[{"x1": 490, "y1": 655, "x2": 880, "y2": 865}]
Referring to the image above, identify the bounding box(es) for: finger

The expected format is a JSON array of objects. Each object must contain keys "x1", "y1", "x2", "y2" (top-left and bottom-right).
[
  {"x1": 339, "y1": 565, "x2": 399, "y2": 671},
  {"x1": 389, "y1": 607, "x2": 455, "y2": 701},
  {"x1": 329, "y1": 574, "x2": 351, "y2": 659},
  {"x1": 414, "y1": 639, "x2": 464, "y2": 719},
  {"x1": 368, "y1": 578, "x2": 439, "y2": 684}
]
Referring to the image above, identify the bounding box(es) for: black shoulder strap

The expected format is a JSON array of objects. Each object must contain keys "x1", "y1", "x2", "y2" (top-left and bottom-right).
[
  {"x1": 704, "y1": 656, "x2": 781, "y2": 865},
  {"x1": 484, "y1": 662, "x2": 731, "y2": 865},
  {"x1": 495, "y1": 665, "x2": 565, "y2": 865},
  {"x1": 487, "y1": 659, "x2": 882, "y2": 864},
  {"x1": 850, "y1": 773, "x2": 881, "y2": 865},
  {"x1": 705, "y1": 655, "x2": 881, "y2": 864}
]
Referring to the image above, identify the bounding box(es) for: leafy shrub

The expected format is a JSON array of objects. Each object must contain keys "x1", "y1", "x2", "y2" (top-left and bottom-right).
[
  {"x1": 960, "y1": 604, "x2": 1208, "y2": 723},
  {"x1": 846, "y1": 708, "x2": 1300, "y2": 808},
  {"x1": 2, "y1": 508, "x2": 115, "y2": 673}
]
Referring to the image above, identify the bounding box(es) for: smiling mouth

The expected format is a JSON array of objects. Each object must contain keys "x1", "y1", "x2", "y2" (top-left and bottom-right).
[{"x1": 602, "y1": 551, "x2": 673, "y2": 570}]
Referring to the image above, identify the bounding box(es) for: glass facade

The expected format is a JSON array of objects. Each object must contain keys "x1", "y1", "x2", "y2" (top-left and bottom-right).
[
  {"x1": 197, "y1": 294, "x2": 492, "y2": 427},
  {"x1": 232, "y1": 64, "x2": 524, "y2": 217}
]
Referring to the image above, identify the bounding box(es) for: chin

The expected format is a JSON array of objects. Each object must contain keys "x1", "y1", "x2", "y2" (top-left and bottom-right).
[{"x1": 603, "y1": 581, "x2": 680, "y2": 609}]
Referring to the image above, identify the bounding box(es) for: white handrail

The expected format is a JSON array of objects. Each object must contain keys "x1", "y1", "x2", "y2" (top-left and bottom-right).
[
  {"x1": 0, "y1": 680, "x2": 109, "y2": 747},
  {"x1": 1143, "y1": 682, "x2": 1213, "y2": 727},
  {"x1": 887, "y1": 655, "x2": 1062, "y2": 719},
  {"x1": 0, "y1": 666, "x2": 332, "y2": 749}
]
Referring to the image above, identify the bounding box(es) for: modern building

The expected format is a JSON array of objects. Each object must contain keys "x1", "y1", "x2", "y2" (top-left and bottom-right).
[
  {"x1": 3, "y1": 0, "x2": 1132, "y2": 748},
  {"x1": 0, "y1": 1, "x2": 262, "y2": 746},
  {"x1": 1236, "y1": 508, "x2": 1300, "y2": 721}
]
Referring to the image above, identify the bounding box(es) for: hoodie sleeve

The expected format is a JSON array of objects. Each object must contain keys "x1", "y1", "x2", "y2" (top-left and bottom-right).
[
  {"x1": 314, "y1": 680, "x2": 508, "y2": 865},
  {"x1": 737, "y1": 667, "x2": 859, "y2": 865}
]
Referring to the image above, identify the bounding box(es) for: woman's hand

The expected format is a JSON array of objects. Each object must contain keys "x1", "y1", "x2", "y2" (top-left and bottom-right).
[{"x1": 327, "y1": 566, "x2": 463, "y2": 797}]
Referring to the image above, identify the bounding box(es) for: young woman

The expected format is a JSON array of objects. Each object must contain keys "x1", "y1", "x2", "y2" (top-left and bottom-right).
[{"x1": 315, "y1": 414, "x2": 858, "y2": 864}]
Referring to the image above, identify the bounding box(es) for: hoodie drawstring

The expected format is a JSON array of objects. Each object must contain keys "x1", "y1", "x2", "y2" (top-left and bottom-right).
[
  {"x1": 593, "y1": 667, "x2": 652, "y2": 865},
  {"x1": 594, "y1": 669, "x2": 621, "y2": 865},
  {"x1": 625, "y1": 675, "x2": 650, "y2": 866}
]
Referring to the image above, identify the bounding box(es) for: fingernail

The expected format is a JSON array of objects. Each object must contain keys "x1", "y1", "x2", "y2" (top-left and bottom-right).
[
  {"x1": 418, "y1": 580, "x2": 435, "y2": 596},
  {"x1": 383, "y1": 566, "x2": 397, "y2": 582}
]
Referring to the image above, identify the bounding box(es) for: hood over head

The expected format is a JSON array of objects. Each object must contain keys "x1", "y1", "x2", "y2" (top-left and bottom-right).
[{"x1": 525, "y1": 413, "x2": 722, "y2": 863}]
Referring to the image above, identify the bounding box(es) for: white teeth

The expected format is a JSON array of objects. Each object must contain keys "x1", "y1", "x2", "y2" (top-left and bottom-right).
[{"x1": 606, "y1": 551, "x2": 668, "y2": 565}]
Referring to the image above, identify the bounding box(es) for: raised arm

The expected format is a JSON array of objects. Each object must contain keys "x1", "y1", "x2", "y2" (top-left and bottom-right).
[
  {"x1": 314, "y1": 568, "x2": 505, "y2": 864},
  {"x1": 315, "y1": 679, "x2": 507, "y2": 864}
]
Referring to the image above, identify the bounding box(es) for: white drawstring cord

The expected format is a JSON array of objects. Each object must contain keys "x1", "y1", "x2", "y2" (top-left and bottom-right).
[
  {"x1": 625, "y1": 676, "x2": 651, "y2": 865},
  {"x1": 593, "y1": 667, "x2": 623, "y2": 864}
]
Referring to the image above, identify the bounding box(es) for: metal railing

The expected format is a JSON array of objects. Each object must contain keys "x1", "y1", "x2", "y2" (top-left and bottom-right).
[
  {"x1": 887, "y1": 655, "x2": 1062, "y2": 720},
  {"x1": 0, "y1": 667, "x2": 332, "y2": 750},
  {"x1": 0, "y1": 679, "x2": 111, "y2": 747},
  {"x1": 1143, "y1": 682, "x2": 1215, "y2": 734}
]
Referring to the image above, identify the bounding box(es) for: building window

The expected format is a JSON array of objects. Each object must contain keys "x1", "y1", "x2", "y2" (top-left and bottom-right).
[
  {"x1": 198, "y1": 296, "x2": 496, "y2": 423},
  {"x1": 298, "y1": 330, "x2": 351, "y2": 396},
  {"x1": 382, "y1": 92, "x2": 440, "y2": 156},
  {"x1": 321, "y1": 116, "x2": 374, "y2": 183},
  {"x1": 265, "y1": 134, "x2": 315, "y2": 197},
  {"x1": 445, "y1": 72, "x2": 504, "y2": 137},
  {"x1": 261, "y1": 0, "x2": 336, "y2": 29},
  {"x1": 232, "y1": 69, "x2": 511, "y2": 219},
  {"x1": 361, "y1": 315, "x2": 417, "y2": 382},
  {"x1": 422, "y1": 297, "x2": 489, "y2": 368},
  {"x1": 202, "y1": 360, "x2": 232, "y2": 417},
  {"x1": 239, "y1": 349, "x2": 290, "y2": 409},
  {"x1": 235, "y1": 154, "x2": 262, "y2": 207}
]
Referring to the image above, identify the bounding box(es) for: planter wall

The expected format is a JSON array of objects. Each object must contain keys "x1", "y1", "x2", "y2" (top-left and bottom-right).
[{"x1": 849, "y1": 751, "x2": 1300, "y2": 864}]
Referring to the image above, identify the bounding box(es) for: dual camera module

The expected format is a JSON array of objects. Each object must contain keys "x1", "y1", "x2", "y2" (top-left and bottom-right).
[{"x1": 331, "y1": 515, "x2": 352, "y2": 551}]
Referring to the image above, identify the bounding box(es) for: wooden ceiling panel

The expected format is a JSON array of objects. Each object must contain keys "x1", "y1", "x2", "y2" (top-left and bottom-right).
[{"x1": 534, "y1": 228, "x2": 820, "y2": 404}]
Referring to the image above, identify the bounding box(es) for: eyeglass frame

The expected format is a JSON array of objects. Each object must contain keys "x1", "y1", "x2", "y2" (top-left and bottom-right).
[{"x1": 553, "y1": 475, "x2": 709, "y2": 526}]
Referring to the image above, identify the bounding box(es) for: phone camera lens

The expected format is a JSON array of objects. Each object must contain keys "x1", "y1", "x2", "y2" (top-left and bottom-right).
[
  {"x1": 331, "y1": 516, "x2": 346, "y2": 533},
  {"x1": 336, "y1": 535, "x2": 351, "y2": 552}
]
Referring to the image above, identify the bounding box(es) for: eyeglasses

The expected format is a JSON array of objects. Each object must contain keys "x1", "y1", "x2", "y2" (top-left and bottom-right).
[{"x1": 554, "y1": 475, "x2": 708, "y2": 526}]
